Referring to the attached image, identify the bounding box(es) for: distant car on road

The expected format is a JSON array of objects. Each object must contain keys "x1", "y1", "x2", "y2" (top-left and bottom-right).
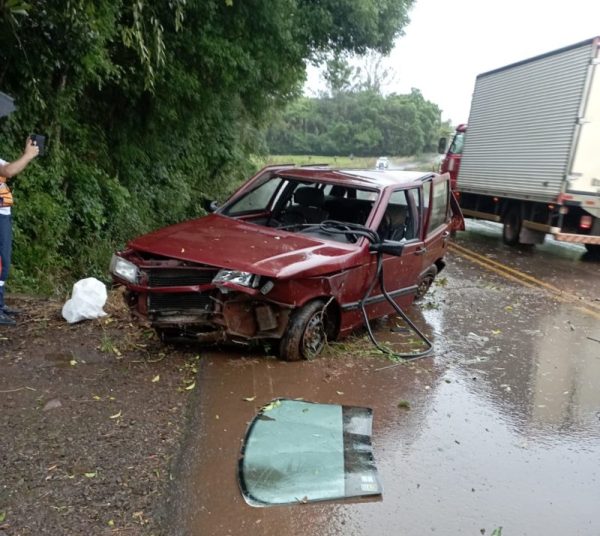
[
  {"x1": 111, "y1": 165, "x2": 463, "y2": 361},
  {"x1": 375, "y1": 157, "x2": 389, "y2": 170}
]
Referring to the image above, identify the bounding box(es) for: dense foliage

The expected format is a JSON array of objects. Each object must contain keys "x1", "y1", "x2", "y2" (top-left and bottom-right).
[
  {"x1": 267, "y1": 89, "x2": 445, "y2": 157},
  {"x1": 0, "y1": 0, "x2": 413, "y2": 293}
]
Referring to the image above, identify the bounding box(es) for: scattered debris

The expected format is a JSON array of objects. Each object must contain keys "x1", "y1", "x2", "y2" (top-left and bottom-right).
[
  {"x1": 397, "y1": 400, "x2": 411, "y2": 410},
  {"x1": 61, "y1": 277, "x2": 108, "y2": 324},
  {"x1": 467, "y1": 332, "x2": 489, "y2": 346},
  {"x1": 42, "y1": 399, "x2": 62, "y2": 412}
]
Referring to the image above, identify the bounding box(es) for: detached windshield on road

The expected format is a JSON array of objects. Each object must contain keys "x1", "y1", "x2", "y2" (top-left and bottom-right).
[{"x1": 239, "y1": 399, "x2": 382, "y2": 506}]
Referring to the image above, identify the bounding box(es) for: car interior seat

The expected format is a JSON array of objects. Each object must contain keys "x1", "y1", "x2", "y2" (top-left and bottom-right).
[
  {"x1": 324, "y1": 187, "x2": 373, "y2": 225},
  {"x1": 282, "y1": 186, "x2": 329, "y2": 224},
  {"x1": 378, "y1": 204, "x2": 410, "y2": 241}
]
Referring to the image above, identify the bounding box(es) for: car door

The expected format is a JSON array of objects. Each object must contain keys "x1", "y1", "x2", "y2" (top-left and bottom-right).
[
  {"x1": 421, "y1": 175, "x2": 451, "y2": 277},
  {"x1": 365, "y1": 187, "x2": 425, "y2": 319}
]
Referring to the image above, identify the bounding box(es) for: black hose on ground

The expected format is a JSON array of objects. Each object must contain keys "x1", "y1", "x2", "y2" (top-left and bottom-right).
[{"x1": 314, "y1": 221, "x2": 434, "y2": 361}]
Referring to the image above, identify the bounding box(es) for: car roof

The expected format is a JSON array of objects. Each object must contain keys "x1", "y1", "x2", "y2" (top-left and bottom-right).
[{"x1": 276, "y1": 166, "x2": 435, "y2": 190}]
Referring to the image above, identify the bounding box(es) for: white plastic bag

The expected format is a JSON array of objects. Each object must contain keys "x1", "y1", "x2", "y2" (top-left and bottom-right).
[{"x1": 62, "y1": 277, "x2": 108, "y2": 324}]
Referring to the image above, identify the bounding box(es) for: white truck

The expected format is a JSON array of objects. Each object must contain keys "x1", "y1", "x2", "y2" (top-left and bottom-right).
[{"x1": 440, "y1": 36, "x2": 600, "y2": 254}]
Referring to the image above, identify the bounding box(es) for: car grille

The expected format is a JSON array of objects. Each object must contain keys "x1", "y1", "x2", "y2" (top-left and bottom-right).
[
  {"x1": 148, "y1": 292, "x2": 213, "y2": 312},
  {"x1": 147, "y1": 268, "x2": 219, "y2": 287}
]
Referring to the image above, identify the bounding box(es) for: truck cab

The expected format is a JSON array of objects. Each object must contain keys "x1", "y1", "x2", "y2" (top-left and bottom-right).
[{"x1": 438, "y1": 123, "x2": 466, "y2": 190}]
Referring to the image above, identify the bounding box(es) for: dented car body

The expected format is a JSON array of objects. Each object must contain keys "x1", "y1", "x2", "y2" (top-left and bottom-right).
[{"x1": 110, "y1": 165, "x2": 463, "y2": 360}]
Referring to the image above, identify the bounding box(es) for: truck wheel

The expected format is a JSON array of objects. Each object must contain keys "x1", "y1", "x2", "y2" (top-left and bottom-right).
[
  {"x1": 503, "y1": 206, "x2": 522, "y2": 246},
  {"x1": 279, "y1": 300, "x2": 327, "y2": 361},
  {"x1": 415, "y1": 266, "x2": 437, "y2": 300}
]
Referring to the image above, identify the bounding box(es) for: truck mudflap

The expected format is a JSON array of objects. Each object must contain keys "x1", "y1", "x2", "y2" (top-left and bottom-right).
[{"x1": 553, "y1": 232, "x2": 600, "y2": 245}]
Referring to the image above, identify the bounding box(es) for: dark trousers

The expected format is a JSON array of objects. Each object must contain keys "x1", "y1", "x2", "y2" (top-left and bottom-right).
[{"x1": 0, "y1": 214, "x2": 12, "y2": 308}]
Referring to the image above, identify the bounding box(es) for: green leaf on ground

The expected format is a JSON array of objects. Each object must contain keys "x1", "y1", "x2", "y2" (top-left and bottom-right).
[{"x1": 263, "y1": 400, "x2": 282, "y2": 412}]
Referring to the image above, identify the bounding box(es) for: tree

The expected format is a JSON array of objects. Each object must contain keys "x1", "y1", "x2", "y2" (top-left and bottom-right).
[
  {"x1": 266, "y1": 89, "x2": 443, "y2": 157},
  {"x1": 352, "y1": 51, "x2": 398, "y2": 93},
  {"x1": 0, "y1": 0, "x2": 415, "y2": 291}
]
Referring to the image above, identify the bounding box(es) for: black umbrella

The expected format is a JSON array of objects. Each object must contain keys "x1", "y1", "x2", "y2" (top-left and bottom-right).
[{"x1": 0, "y1": 91, "x2": 16, "y2": 118}]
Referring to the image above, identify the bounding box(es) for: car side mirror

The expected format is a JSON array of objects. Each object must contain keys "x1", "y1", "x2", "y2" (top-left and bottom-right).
[
  {"x1": 437, "y1": 137, "x2": 447, "y2": 154},
  {"x1": 208, "y1": 200, "x2": 219, "y2": 213},
  {"x1": 370, "y1": 240, "x2": 405, "y2": 256}
]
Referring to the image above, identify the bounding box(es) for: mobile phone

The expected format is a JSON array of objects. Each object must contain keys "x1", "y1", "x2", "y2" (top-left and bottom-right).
[{"x1": 29, "y1": 134, "x2": 46, "y2": 156}]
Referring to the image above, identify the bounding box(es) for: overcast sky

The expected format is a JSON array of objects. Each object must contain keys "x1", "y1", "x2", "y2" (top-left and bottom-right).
[{"x1": 307, "y1": 0, "x2": 600, "y2": 125}]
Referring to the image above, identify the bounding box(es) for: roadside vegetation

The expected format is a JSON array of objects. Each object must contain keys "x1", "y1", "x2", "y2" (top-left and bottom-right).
[
  {"x1": 0, "y1": 0, "x2": 446, "y2": 296},
  {"x1": 261, "y1": 154, "x2": 441, "y2": 171},
  {"x1": 267, "y1": 89, "x2": 447, "y2": 157}
]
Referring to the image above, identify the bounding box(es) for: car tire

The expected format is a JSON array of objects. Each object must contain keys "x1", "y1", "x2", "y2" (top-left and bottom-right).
[
  {"x1": 503, "y1": 205, "x2": 522, "y2": 246},
  {"x1": 415, "y1": 266, "x2": 437, "y2": 300},
  {"x1": 279, "y1": 300, "x2": 328, "y2": 361}
]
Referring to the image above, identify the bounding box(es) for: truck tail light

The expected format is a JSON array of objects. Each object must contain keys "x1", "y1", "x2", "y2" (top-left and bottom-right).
[{"x1": 580, "y1": 215, "x2": 592, "y2": 229}]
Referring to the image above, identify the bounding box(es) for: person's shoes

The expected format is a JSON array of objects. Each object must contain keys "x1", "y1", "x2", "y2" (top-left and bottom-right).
[
  {"x1": 2, "y1": 306, "x2": 21, "y2": 316},
  {"x1": 0, "y1": 310, "x2": 16, "y2": 326}
]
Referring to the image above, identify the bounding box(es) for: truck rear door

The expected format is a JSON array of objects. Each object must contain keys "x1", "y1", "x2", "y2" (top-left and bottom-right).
[{"x1": 568, "y1": 42, "x2": 600, "y2": 198}]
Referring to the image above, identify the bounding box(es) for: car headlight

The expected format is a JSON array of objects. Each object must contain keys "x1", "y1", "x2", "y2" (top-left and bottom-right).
[
  {"x1": 110, "y1": 254, "x2": 140, "y2": 284},
  {"x1": 212, "y1": 269, "x2": 260, "y2": 288}
]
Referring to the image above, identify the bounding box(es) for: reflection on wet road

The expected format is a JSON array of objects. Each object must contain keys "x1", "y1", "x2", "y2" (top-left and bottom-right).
[
  {"x1": 454, "y1": 220, "x2": 600, "y2": 302},
  {"x1": 172, "y1": 223, "x2": 600, "y2": 535}
]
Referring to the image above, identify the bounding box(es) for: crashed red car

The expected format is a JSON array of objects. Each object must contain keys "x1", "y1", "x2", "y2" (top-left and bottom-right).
[{"x1": 110, "y1": 165, "x2": 463, "y2": 360}]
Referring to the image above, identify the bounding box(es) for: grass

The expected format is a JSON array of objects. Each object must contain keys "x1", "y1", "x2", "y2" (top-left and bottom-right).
[{"x1": 264, "y1": 154, "x2": 375, "y2": 168}]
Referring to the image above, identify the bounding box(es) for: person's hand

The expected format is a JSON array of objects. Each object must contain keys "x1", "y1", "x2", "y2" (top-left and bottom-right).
[{"x1": 24, "y1": 137, "x2": 40, "y2": 160}]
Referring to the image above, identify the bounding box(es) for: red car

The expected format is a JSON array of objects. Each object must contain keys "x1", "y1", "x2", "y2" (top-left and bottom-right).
[{"x1": 110, "y1": 165, "x2": 463, "y2": 360}]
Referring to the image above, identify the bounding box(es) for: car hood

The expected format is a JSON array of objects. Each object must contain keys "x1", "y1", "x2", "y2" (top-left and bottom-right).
[{"x1": 128, "y1": 214, "x2": 366, "y2": 279}]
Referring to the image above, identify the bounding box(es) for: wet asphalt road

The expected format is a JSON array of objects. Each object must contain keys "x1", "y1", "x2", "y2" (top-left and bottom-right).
[{"x1": 172, "y1": 221, "x2": 600, "y2": 536}]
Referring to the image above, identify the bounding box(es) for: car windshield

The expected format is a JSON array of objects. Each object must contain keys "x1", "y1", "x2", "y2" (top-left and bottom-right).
[
  {"x1": 221, "y1": 176, "x2": 380, "y2": 242},
  {"x1": 239, "y1": 399, "x2": 382, "y2": 506}
]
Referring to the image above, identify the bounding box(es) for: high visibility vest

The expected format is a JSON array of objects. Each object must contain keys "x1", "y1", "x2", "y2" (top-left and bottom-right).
[{"x1": 0, "y1": 176, "x2": 13, "y2": 207}]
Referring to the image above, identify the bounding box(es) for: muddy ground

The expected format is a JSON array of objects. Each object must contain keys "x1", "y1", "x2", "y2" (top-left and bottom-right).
[
  {"x1": 0, "y1": 290, "x2": 199, "y2": 536},
  {"x1": 2, "y1": 227, "x2": 600, "y2": 536}
]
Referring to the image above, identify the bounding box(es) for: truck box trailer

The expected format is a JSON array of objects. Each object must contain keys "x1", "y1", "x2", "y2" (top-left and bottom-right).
[{"x1": 440, "y1": 36, "x2": 600, "y2": 254}]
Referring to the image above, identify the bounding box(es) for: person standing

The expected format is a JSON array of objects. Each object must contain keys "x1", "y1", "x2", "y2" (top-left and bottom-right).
[{"x1": 0, "y1": 137, "x2": 39, "y2": 325}]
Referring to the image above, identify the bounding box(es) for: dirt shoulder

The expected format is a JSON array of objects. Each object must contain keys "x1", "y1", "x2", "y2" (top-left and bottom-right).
[{"x1": 0, "y1": 290, "x2": 197, "y2": 535}]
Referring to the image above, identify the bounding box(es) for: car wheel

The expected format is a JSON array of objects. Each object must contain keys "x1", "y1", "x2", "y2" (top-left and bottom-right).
[
  {"x1": 503, "y1": 205, "x2": 522, "y2": 246},
  {"x1": 279, "y1": 300, "x2": 327, "y2": 361},
  {"x1": 415, "y1": 266, "x2": 437, "y2": 300}
]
